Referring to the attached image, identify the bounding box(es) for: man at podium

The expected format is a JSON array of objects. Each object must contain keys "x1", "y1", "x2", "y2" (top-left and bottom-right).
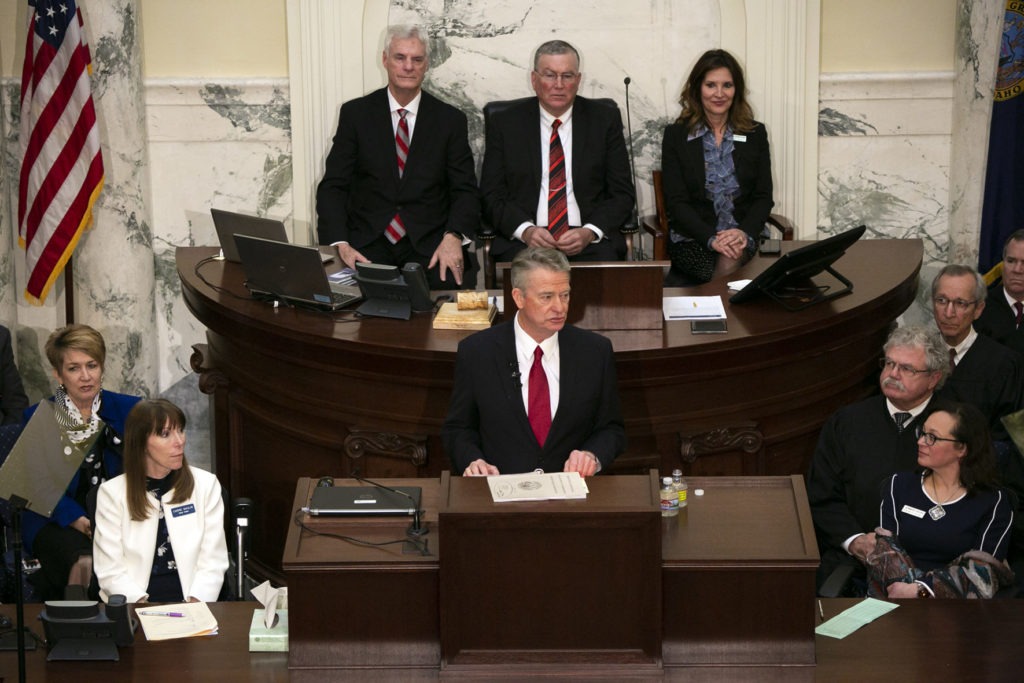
[{"x1": 442, "y1": 247, "x2": 625, "y2": 475}]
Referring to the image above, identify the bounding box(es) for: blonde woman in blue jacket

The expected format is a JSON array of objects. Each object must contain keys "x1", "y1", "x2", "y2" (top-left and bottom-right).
[{"x1": 93, "y1": 399, "x2": 228, "y2": 603}]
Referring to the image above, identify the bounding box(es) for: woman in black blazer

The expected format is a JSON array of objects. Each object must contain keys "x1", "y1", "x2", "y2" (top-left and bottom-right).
[{"x1": 661, "y1": 49, "x2": 774, "y2": 282}]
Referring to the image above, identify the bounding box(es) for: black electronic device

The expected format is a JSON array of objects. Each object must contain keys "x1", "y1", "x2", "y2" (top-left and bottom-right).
[
  {"x1": 691, "y1": 319, "x2": 728, "y2": 334},
  {"x1": 729, "y1": 224, "x2": 867, "y2": 311},
  {"x1": 40, "y1": 596, "x2": 136, "y2": 661},
  {"x1": 354, "y1": 262, "x2": 432, "y2": 319}
]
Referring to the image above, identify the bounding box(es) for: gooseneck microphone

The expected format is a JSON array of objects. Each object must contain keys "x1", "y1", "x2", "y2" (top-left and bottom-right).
[
  {"x1": 623, "y1": 76, "x2": 643, "y2": 259},
  {"x1": 351, "y1": 473, "x2": 427, "y2": 537}
]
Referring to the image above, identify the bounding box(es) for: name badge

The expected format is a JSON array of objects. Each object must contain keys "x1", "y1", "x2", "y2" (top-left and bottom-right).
[
  {"x1": 171, "y1": 503, "x2": 196, "y2": 518},
  {"x1": 901, "y1": 504, "x2": 926, "y2": 518},
  {"x1": 733, "y1": 134, "x2": 747, "y2": 142}
]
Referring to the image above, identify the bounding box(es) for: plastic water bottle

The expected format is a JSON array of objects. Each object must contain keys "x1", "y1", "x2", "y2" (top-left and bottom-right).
[
  {"x1": 660, "y1": 477, "x2": 679, "y2": 517},
  {"x1": 672, "y1": 468, "x2": 688, "y2": 508}
]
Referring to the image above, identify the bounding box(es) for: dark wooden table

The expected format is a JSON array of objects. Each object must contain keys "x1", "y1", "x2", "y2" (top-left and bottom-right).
[
  {"x1": 4, "y1": 597, "x2": 1023, "y2": 680},
  {"x1": 178, "y1": 239, "x2": 921, "y2": 582}
]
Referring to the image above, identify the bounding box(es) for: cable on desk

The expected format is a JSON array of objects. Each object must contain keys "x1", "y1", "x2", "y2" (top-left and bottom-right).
[{"x1": 291, "y1": 508, "x2": 431, "y2": 556}]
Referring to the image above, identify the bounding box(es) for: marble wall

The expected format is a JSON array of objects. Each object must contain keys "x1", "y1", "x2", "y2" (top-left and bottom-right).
[{"x1": 818, "y1": 71, "x2": 954, "y2": 325}]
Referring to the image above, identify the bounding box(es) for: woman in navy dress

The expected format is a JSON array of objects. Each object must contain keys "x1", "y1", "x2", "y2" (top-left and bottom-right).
[{"x1": 867, "y1": 402, "x2": 1014, "y2": 598}]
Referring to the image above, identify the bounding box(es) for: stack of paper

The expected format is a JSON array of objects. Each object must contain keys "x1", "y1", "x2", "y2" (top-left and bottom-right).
[
  {"x1": 432, "y1": 302, "x2": 497, "y2": 330},
  {"x1": 136, "y1": 602, "x2": 219, "y2": 641},
  {"x1": 486, "y1": 471, "x2": 590, "y2": 502}
]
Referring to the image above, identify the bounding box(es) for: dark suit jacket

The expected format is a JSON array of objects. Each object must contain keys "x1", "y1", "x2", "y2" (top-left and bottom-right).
[
  {"x1": 660, "y1": 121, "x2": 774, "y2": 245},
  {"x1": 976, "y1": 283, "x2": 1024, "y2": 359},
  {"x1": 442, "y1": 320, "x2": 625, "y2": 474},
  {"x1": 935, "y1": 332, "x2": 1024, "y2": 441},
  {"x1": 479, "y1": 96, "x2": 634, "y2": 258},
  {"x1": 0, "y1": 325, "x2": 28, "y2": 426},
  {"x1": 315, "y1": 87, "x2": 479, "y2": 257}
]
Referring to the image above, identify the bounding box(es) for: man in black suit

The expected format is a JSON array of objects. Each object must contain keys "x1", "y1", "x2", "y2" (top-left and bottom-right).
[
  {"x1": 977, "y1": 229, "x2": 1024, "y2": 359},
  {"x1": 479, "y1": 40, "x2": 634, "y2": 263},
  {"x1": 316, "y1": 25, "x2": 479, "y2": 289},
  {"x1": 442, "y1": 247, "x2": 625, "y2": 475}
]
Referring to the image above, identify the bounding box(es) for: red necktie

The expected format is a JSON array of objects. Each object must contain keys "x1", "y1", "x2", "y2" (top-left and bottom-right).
[
  {"x1": 385, "y1": 109, "x2": 410, "y2": 244},
  {"x1": 547, "y1": 119, "x2": 569, "y2": 239},
  {"x1": 527, "y1": 346, "x2": 551, "y2": 447},
  {"x1": 1015, "y1": 301, "x2": 1023, "y2": 328}
]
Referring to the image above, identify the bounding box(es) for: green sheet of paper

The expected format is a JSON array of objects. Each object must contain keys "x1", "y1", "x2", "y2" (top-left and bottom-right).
[{"x1": 815, "y1": 598, "x2": 899, "y2": 639}]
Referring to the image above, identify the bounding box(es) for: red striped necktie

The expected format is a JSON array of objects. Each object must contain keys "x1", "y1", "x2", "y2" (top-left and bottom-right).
[
  {"x1": 385, "y1": 108, "x2": 410, "y2": 244},
  {"x1": 547, "y1": 119, "x2": 569, "y2": 239}
]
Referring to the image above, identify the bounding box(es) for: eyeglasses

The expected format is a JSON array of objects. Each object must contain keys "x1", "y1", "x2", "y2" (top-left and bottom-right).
[
  {"x1": 915, "y1": 426, "x2": 962, "y2": 446},
  {"x1": 933, "y1": 295, "x2": 977, "y2": 311},
  {"x1": 879, "y1": 359, "x2": 931, "y2": 376},
  {"x1": 536, "y1": 70, "x2": 579, "y2": 84}
]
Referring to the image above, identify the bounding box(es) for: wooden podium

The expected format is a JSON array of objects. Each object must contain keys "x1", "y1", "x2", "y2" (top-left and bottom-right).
[
  {"x1": 438, "y1": 473, "x2": 662, "y2": 673},
  {"x1": 282, "y1": 473, "x2": 818, "y2": 673}
]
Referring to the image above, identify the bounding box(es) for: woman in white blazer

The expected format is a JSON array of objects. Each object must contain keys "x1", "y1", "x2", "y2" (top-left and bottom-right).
[{"x1": 93, "y1": 399, "x2": 228, "y2": 603}]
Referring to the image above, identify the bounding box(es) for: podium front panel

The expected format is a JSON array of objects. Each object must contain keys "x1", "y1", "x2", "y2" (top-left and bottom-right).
[{"x1": 438, "y1": 474, "x2": 662, "y2": 670}]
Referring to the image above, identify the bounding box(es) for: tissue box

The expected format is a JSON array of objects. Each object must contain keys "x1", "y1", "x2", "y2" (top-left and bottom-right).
[{"x1": 248, "y1": 609, "x2": 288, "y2": 652}]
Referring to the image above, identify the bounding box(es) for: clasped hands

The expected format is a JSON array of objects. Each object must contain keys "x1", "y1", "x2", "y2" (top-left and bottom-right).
[
  {"x1": 523, "y1": 225, "x2": 595, "y2": 257},
  {"x1": 464, "y1": 450, "x2": 600, "y2": 477},
  {"x1": 709, "y1": 228, "x2": 749, "y2": 260},
  {"x1": 335, "y1": 232, "x2": 465, "y2": 285}
]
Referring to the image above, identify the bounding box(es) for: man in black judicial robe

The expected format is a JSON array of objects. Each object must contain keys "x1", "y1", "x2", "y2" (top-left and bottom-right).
[{"x1": 807, "y1": 326, "x2": 948, "y2": 593}]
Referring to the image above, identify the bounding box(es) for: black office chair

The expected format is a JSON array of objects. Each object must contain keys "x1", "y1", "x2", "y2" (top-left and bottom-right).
[{"x1": 477, "y1": 97, "x2": 638, "y2": 289}]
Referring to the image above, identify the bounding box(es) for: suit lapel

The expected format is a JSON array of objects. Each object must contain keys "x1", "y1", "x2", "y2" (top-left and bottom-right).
[
  {"x1": 547, "y1": 328, "x2": 573, "y2": 442},
  {"x1": 370, "y1": 90, "x2": 402, "y2": 186},
  {"x1": 494, "y1": 323, "x2": 533, "y2": 433},
  {"x1": 403, "y1": 92, "x2": 432, "y2": 182},
  {"x1": 570, "y1": 99, "x2": 587, "y2": 185}
]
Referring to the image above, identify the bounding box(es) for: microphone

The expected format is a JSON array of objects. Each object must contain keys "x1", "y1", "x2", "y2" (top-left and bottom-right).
[
  {"x1": 351, "y1": 473, "x2": 427, "y2": 538},
  {"x1": 623, "y1": 75, "x2": 643, "y2": 259},
  {"x1": 509, "y1": 361, "x2": 522, "y2": 389}
]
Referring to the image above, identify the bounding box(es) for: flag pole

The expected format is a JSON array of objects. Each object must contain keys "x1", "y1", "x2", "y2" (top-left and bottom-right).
[{"x1": 64, "y1": 256, "x2": 75, "y2": 324}]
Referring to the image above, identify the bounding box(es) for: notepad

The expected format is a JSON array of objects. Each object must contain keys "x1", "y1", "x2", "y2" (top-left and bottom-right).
[
  {"x1": 136, "y1": 602, "x2": 219, "y2": 641},
  {"x1": 815, "y1": 598, "x2": 898, "y2": 639}
]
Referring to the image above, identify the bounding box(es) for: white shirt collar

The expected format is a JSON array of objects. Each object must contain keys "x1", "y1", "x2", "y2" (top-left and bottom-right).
[
  {"x1": 539, "y1": 103, "x2": 573, "y2": 128},
  {"x1": 387, "y1": 89, "x2": 422, "y2": 116},
  {"x1": 513, "y1": 312, "x2": 559, "y2": 363},
  {"x1": 949, "y1": 327, "x2": 978, "y2": 361},
  {"x1": 886, "y1": 395, "x2": 931, "y2": 420}
]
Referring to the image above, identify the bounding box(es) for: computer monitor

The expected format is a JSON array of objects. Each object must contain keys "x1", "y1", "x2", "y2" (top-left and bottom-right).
[{"x1": 729, "y1": 224, "x2": 867, "y2": 311}]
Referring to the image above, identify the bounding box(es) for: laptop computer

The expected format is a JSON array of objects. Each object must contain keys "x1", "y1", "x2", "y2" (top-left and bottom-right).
[
  {"x1": 307, "y1": 485, "x2": 422, "y2": 516},
  {"x1": 211, "y1": 208, "x2": 331, "y2": 263},
  {"x1": 234, "y1": 234, "x2": 362, "y2": 311}
]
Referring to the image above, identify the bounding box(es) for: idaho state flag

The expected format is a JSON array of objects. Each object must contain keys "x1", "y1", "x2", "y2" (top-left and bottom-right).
[
  {"x1": 18, "y1": 0, "x2": 104, "y2": 305},
  {"x1": 980, "y1": 1, "x2": 1024, "y2": 274}
]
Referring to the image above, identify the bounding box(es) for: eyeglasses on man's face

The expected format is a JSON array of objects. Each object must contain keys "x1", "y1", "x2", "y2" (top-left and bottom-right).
[
  {"x1": 915, "y1": 425, "x2": 962, "y2": 447},
  {"x1": 880, "y1": 358, "x2": 931, "y2": 376},
  {"x1": 932, "y1": 295, "x2": 977, "y2": 312},
  {"x1": 536, "y1": 70, "x2": 579, "y2": 85}
]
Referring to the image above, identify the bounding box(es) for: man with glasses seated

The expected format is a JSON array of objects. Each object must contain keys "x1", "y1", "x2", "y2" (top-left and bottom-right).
[
  {"x1": 479, "y1": 39, "x2": 634, "y2": 263},
  {"x1": 930, "y1": 264, "x2": 1024, "y2": 445},
  {"x1": 807, "y1": 326, "x2": 947, "y2": 594},
  {"x1": 931, "y1": 264, "x2": 1024, "y2": 570}
]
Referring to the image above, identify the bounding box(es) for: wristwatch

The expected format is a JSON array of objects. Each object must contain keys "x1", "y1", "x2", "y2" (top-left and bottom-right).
[{"x1": 916, "y1": 584, "x2": 932, "y2": 598}]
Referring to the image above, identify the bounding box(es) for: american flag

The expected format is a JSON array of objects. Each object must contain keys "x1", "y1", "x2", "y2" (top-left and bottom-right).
[{"x1": 18, "y1": 0, "x2": 104, "y2": 305}]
